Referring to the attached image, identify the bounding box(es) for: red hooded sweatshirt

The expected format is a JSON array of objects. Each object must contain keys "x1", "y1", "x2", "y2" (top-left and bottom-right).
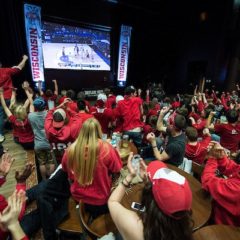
[
  {"x1": 185, "y1": 135, "x2": 211, "y2": 164},
  {"x1": 202, "y1": 156, "x2": 240, "y2": 226}
]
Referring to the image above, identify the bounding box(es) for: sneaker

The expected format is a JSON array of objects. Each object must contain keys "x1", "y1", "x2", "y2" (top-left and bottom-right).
[{"x1": 0, "y1": 135, "x2": 5, "y2": 143}]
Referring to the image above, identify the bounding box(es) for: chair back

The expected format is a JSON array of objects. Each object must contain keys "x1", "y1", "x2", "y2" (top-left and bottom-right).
[
  {"x1": 78, "y1": 201, "x2": 117, "y2": 240},
  {"x1": 192, "y1": 161, "x2": 204, "y2": 182}
]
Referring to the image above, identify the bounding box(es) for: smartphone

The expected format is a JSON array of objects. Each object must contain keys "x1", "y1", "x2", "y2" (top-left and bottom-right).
[{"x1": 131, "y1": 202, "x2": 146, "y2": 212}]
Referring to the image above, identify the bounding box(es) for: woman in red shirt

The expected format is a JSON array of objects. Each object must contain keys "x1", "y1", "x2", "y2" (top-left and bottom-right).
[{"x1": 62, "y1": 118, "x2": 122, "y2": 218}]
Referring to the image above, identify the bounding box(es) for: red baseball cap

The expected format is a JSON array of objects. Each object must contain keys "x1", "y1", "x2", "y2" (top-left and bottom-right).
[
  {"x1": 147, "y1": 161, "x2": 192, "y2": 218},
  {"x1": 52, "y1": 108, "x2": 66, "y2": 128}
]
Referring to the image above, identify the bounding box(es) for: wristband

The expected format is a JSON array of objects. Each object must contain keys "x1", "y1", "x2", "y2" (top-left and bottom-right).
[{"x1": 152, "y1": 145, "x2": 157, "y2": 148}]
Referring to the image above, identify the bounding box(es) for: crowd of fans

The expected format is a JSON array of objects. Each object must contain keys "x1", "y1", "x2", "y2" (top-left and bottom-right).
[{"x1": 0, "y1": 55, "x2": 240, "y2": 240}]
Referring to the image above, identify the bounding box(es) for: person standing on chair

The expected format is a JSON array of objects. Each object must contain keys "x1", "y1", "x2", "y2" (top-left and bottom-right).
[{"x1": 0, "y1": 55, "x2": 28, "y2": 142}]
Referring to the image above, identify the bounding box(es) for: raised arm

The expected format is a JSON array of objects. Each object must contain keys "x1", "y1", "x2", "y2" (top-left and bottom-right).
[
  {"x1": 0, "y1": 88, "x2": 13, "y2": 117},
  {"x1": 16, "y1": 55, "x2": 28, "y2": 70},
  {"x1": 156, "y1": 107, "x2": 169, "y2": 132},
  {"x1": 37, "y1": 81, "x2": 44, "y2": 96},
  {"x1": 52, "y1": 79, "x2": 58, "y2": 96},
  {"x1": 108, "y1": 153, "x2": 144, "y2": 240},
  {"x1": 22, "y1": 81, "x2": 34, "y2": 113}
]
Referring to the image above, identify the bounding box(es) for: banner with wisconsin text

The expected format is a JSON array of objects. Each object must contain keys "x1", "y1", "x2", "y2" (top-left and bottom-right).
[
  {"x1": 24, "y1": 4, "x2": 45, "y2": 84},
  {"x1": 117, "y1": 25, "x2": 132, "y2": 87}
]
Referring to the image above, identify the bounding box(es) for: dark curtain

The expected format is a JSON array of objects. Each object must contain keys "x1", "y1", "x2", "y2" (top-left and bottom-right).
[{"x1": 0, "y1": 0, "x2": 31, "y2": 96}]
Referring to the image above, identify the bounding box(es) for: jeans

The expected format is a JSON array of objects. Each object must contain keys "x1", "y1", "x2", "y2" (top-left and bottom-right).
[
  {"x1": 123, "y1": 131, "x2": 142, "y2": 147},
  {"x1": 211, "y1": 133, "x2": 220, "y2": 142},
  {"x1": 0, "y1": 99, "x2": 10, "y2": 135}
]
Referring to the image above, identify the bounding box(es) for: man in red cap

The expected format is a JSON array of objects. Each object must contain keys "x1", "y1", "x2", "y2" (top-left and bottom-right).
[{"x1": 44, "y1": 99, "x2": 82, "y2": 162}]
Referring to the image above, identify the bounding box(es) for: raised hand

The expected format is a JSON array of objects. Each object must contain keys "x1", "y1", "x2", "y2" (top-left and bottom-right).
[
  {"x1": 15, "y1": 163, "x2": 34, "y2": 183},
  {"x1": 0, "y1": 153, "x2": 15, "y2": 177},
  {"x1": 22, "y1": 55, "x2": 28, "y2": 60},
  {"x1": 146, "y1": 132, "x2": 156, "y2": 143},
  {"x1": 0, "y1": 190, "x2": 26, "y2": 230}
]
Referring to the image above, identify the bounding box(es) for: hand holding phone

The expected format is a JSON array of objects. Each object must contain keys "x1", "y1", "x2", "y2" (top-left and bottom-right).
[{"x1": 131, "y1": 202, "x2": 145, "y2": 212}]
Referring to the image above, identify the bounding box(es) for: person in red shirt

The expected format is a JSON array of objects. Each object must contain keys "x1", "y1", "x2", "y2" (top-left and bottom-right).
[
  {"x1": 0, "y1": 89, "x2": 34, "y2": 150},
  {"x1": 77, "y1": 99, "x2": 94, "y2": 123},
  {"x1": 104, "y1": 87, "x2": 116, "y2": 109},
  {"x1": 185, "y1": 127, "x2": 211, "y2": 164},
  {"x1": 201, "y1": 142, "x2": 240, "y2": 226},
  {"x1": 207, "y1": 109, "x2": 240, "y2": 153},
  {"x1": 114, "y1": 86, "x2": 143, "y2": 147},
  {"x1": 38, "y1": 79, "x2": 58, "y2": 110},
  {"x1": 90, "y1": 93, "x2": 113, "y2": 136},
  {"x1": 62, "y1": 118, "x2": 122, "y2": 218},
  {"x1": 44, "y1": 99, "x2": 82, "y2": 162},
  {"x1": 0, "y1": 55, "x2": 28, "y2": 142}
]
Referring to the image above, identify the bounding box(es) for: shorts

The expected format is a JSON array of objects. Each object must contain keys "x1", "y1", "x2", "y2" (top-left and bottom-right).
[{"x1": 35, "y1": 149, "x2": 55, "y2": 165}]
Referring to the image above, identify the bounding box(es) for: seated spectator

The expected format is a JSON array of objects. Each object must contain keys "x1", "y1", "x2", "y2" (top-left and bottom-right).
[
  {"x1": 201, "y1": 142, "x2": 240, "y2": 226},
  {"x1": 207, "y1": 109, "x2": 240, "y2": 153},
  {"x1": 20, "y1": 165, "x2": 70, "y2": 240},
  {"x1": 38, "y1": 80, "x2": 59, "y2": 110},
  {"x1": 104, "y1": 87, "x2": 116, "y2": 109},
  {"x1": 90, "y1": 93, "x2": 113, "y2": 136},
  {"x1": 185, "y1": 127, "x2": 211, "y2": 164},
  {"x1": 108, "y1": 153, "x2": 193, "y2": 240},
  {"x1": 0, "y1": 88, "x2": 34, "y2": 150},
  {"x1": 77, "y1": 99, "x2": 94, "y2": 123},
  {"x1": 76, "y1": 91, "x2": 91, "y2": 112},
  {"x1": 44, "y1": 99, "x2": 82, "y2": 162},
  {"x1": 62, "y1": 118, "x2": 122, "y2": 218},
  {"x1": 147, "y1": 107, "x2": 186, "y2": 167}
]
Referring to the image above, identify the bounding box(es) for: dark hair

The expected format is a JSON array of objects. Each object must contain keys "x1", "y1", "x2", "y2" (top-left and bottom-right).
[
  {"x1": 77, "y1": 99, "x2": 86, "y2": 111},
  {"x1": 45, "y1": 89, "x2": 53, "y2": 97},
  {"x1": 226, "y1": 109, "x2": 238, "y2": 123},
  {"x1": 77, "y1": 91, "x2": 86, "y2": 100},
  {"x1": 125, "y1": 86, "x2": 136, "y2": 95},
  {"x1": 174, "y1": 114, "x2": 186, "y2": 131},
  {"x1": 185, "y1": 127, "x2": 198, "y2": 142},
  {"x1": 141, "y1": 182, "x2": 193, "y2": 240},
  {"x1": 66, "y1": 89, "x2": 76, "y2": 99}
]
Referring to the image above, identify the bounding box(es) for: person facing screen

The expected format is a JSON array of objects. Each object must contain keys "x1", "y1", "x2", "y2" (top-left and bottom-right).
[{"x1": 108, "y1": 155, "x2": 193, "y2": 240}]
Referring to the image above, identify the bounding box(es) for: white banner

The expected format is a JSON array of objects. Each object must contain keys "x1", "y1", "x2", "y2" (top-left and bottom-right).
[
  {"x1": 24, "y1": 4, "x2": 45, "y2": 84},
  {"x1": 117, "y1": 25, "x2": 132, "y2": 86}
]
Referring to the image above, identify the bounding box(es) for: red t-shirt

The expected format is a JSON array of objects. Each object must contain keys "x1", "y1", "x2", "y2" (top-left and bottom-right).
[
  {"x1": 106, "y1": 95, "x2": 116, "y2": 109},
  {"x1": 78, "y1": 112, "x2": 94, "y2": 123},
  {"x1": 8, "y1": 115, "x2": 34, "y2": 143},
  {"x1": 62, "y1": 141, "x2": 122, "y2": 205},
  {"x1": 214, "y1": 123, "x2": 240, "y2": 152},
  {"x1": 90, "y1": 106, "x2": 113, "y2": 135},
  {"x1": 192, "y1": 118, "x2": 207, "y2": 137},
  {"x1": 114, "y1": 96, "x2": 143, "y2": 131},
  {"x1": 185, "y1": 135, "x2": 211, "y2": 164},
  {"x1": 0, "y1": 67, "x2": 20, "y2": 99}
]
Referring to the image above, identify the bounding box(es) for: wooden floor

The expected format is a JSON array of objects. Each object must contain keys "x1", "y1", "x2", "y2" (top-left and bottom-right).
[
  {"x1": 0, "y1": 132, "x2": 42, "y2": 239},
  {"x1": 0, "y1": 132, "x2": 38, "y2": 198}
]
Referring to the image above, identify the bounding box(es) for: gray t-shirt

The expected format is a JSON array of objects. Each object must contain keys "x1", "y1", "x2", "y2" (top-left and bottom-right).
[{"x1": 28, "y1": 111, "x2": 51, "y2": 150}]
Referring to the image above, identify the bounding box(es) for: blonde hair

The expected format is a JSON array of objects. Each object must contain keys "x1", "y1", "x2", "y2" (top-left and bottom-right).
[
  {"x1": 14, "y1": 105, "x2": 27, "y2": 121},
  {"x1": 67, "y1": 118, "x2": 103, "y2": 186}
]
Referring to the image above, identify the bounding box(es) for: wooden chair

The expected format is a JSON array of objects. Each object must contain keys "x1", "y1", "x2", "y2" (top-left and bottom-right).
[
  {"x1": 57, "y1": 197, "x2": 83, "y2": 239},
  {"x1": 78, "y1": 201, "x2": 117, "y2": 240},
  {"x1": 192, "y1": 161, "x2": 204, "y2": 182}
]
